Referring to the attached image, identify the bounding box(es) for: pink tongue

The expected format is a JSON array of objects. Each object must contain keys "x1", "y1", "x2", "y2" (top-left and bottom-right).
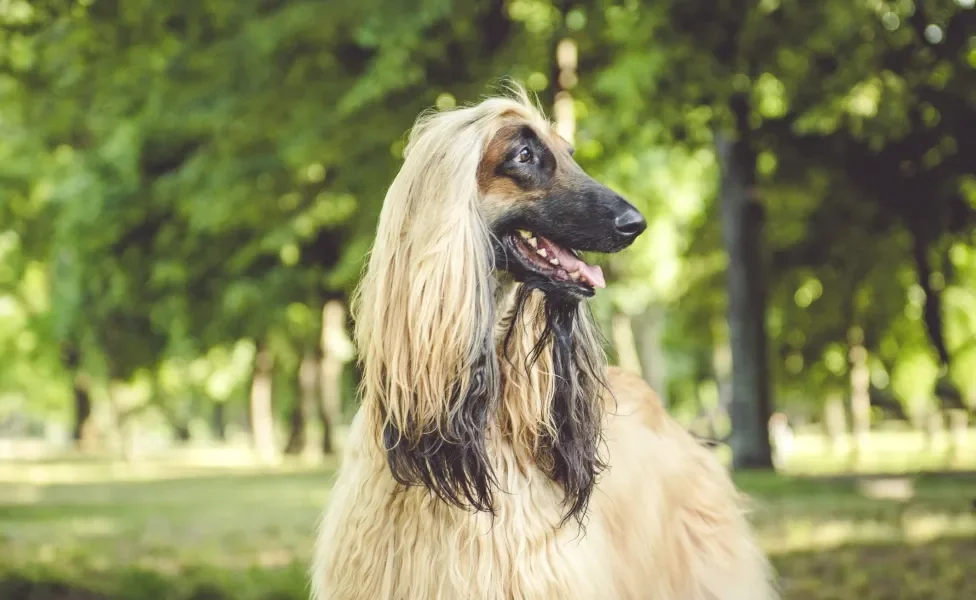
[{"x1": 545, "y1": 242, "x2": 606, "y2": 289}]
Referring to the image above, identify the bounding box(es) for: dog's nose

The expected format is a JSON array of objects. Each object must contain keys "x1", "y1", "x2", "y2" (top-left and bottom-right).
[{"x1": 614, "y1": 205, "x2": 647, "y2": 239}]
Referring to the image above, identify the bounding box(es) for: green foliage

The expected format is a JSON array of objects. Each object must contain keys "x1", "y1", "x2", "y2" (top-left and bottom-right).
[
  {"x1": 1, "y1": 0, "x2": 567, "y2": 422},
  {"x1": 2, "y1": 0, "x2": 976, "y2": 429},
  {"x1": 570, "y1": 0, "x2": 976, "y2": 415}
]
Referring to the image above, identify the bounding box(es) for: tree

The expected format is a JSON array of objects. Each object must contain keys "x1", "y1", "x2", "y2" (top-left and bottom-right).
[
  {"x1": 716, "y1": 95, "x2": 774, "y2": 468},
  {"x1": 574, "y1": 0, "x2": 975, "y2": 456},
  {"x1": 1, "y1": 0, "x2": 577, "y2": 446}
]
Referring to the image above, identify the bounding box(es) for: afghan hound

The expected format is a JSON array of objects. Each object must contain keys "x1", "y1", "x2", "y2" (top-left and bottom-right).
[{"x1": 311, "y1": 87, "x2": 778, "y2": 600}]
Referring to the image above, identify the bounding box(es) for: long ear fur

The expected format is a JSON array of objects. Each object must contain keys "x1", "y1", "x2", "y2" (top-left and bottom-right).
[
  {"x1": 352, "y1": 101, "x2": 515, "y2": 513},
  {"x1": 501, "y1": 284, "x2": 611, "y2": 524}
]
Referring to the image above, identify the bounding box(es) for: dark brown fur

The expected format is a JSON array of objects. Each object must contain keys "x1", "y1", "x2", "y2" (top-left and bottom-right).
[{"x1": 478, "y1": 120, "x2": 576, "y2": 205}]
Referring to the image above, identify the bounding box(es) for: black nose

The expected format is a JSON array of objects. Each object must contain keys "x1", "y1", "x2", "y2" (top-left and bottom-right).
[{"x1": 614, "y1": 206, "x2": 647, "y2": 238}]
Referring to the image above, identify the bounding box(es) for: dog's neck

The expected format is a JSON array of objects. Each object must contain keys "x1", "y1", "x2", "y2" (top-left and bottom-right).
[
  {"x1": 488, "y1": 276, "x2": 608, "y2": 513},
  {"x1": 490, "y1": 278, "x2": 550, "y2": 460},
  {"x1": 368, "y1": 271, "x2": 607, "y2": 522},
  {"x1": 491, "y1": 276, "x2": 522, "y2": 344}
]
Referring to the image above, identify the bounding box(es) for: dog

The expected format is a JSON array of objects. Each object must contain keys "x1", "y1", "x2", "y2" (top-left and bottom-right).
[{"x1": 310, "y1": 86, "x2": 778, "y2": 600}]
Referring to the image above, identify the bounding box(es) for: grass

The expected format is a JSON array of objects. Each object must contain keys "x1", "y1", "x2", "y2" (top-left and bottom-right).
[
  {"x1": 777, "y1": 427, "x2": 976, "y2": 475},
  {"x1": 0, "y1": 460, "x2": 326, "y2": 600},
  {"x1": 1, "y1": 451, "x2": 975, "y2": 599}
]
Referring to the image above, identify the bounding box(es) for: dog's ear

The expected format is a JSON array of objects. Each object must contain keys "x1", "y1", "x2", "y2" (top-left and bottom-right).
[
  {"x1": 351, "y1": 107, "x2": 501, "y2": 512},
  {"x1": 501, "y1": 284, "x2": 609, "y2": 525},
  {"x1": 542, "y1": 298, "x2": 609, "y2": 524},
  {"x1": 381, "y1": 339, "x2": 499, "y2": 512}
]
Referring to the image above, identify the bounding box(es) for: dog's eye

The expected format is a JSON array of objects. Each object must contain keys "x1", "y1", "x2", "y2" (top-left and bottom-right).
[{"x1": 516, "y1": 147, "x2": 533, "y2": 163}]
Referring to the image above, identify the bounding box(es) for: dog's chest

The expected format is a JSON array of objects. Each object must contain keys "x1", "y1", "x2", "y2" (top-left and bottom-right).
[{"x1": 316, "y1": 420, "x2": 618, "y2": 599}]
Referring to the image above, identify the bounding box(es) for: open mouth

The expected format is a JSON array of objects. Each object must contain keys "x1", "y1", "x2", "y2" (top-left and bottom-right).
[{"x1": 510, "y1": 229, "x2": 606, "y2": 291}]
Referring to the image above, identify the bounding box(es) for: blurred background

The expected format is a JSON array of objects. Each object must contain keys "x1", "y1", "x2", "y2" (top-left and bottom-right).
[{"x1": 1, "y1": 0, "x2": 975, "y2": 598}]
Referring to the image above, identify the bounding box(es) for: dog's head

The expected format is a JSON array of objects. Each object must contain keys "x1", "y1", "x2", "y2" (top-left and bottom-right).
[
  {"x1": 478, "y1": 118, "x2": 645, "y2": 302},
  {"x1": 355, "y1": 87, "x2": 642, "y2": 523}
]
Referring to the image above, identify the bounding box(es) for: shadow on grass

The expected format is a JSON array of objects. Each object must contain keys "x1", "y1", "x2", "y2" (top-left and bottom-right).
[
  {"x1": 0, "y1": 469, "x2": 334, "y2": 517},
  {"x1": 0, "y1": 575, "x2": 109, "y2": 600},
  {"x1": 3, "y1": 536, "x2": 975, "y2": 600},
  {"x1": 772, "y1": 535, "x2": 976, "y2": 600},
  {"x1": 0, "y1": 562, "x2": 308, "y2": 600},
  {"x1": 0, "y1": 575, "x2": 238, "y2": 600}
]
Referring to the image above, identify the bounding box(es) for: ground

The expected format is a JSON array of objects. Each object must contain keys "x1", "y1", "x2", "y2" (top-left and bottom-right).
[{"x1": 1, "y1": 441, "x2": 975, "y2": 600}]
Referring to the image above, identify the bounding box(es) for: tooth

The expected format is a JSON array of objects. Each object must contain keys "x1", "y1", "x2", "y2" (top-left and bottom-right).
[
  {"x1": 569, "y1": 271, "x2": 581, "y2": 280},
  {"x1": 536, "y1": 248, "x2": 547, "y2": 258},
  {"x1": 518, "y1": 229, "x2": 532, "y2": 239},
  {"x1": 527, "y1": 237, "x2": 538, "y2": 248},
  {"x1": 549, "y1": 258, "x2": 560, "y2": 266}
]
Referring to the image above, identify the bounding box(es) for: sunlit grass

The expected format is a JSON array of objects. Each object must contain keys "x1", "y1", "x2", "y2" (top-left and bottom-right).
[
  {"x1": 780, "y1": 428, "x2": 976, "y2": 475},
  {"x1": 1, "y1": 451, "x2": 974, "y2": 599},
  {"x1": 0, "y1": 461, "x2": 332, "y2": 599}
]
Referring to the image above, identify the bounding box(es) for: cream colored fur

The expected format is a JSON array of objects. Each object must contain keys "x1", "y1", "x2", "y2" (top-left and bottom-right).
[{"x1": 310, "y1": 91, "x2": 778, "y2": 600}]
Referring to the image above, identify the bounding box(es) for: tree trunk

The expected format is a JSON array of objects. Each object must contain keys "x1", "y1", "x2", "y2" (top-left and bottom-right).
[
  {"x1": 283, "y1": 397, "x2": 307, "y2": 456},
  {"x1": 925, "y1": 411, "x2": 945, "y2": 452},
  {"x1": 911, "y1": 230, "x2": 951, "y2": 366},
  {"x1": 320, "y1": 301, "x2": 353, "y2": 455},
  {"x1": 634, "y1": 305, "x2": 668, "y2": 407},
  {"x1": 61, "y1": 344, "x2": 97, "y2": 452},
  {"x1": 285, "y1": 352, "x2": 319, "y2": 456},
  {"x1": 211, "y1": 402, "x2": 227, "y2": 441},
  {"x1": 249, "y1": 343, "x2": 277, "y2": 464},
  {"x1": 948, "y1": 409, "x2": 968, "y2": 466},
  {"x1": 716, "y1": 96, "x2": 774, "y2": 470},
  {"x1": 72, "y1": 374, "x2": 96, "y2": 451},
  {"x1": 610, "y1": 313, "x2": 642, "y2": 376},
  {"x1": 848, "y1": 328, "x2": 871, "y2": 465},
  {"x1": 768, "y1": 412, "x2": 793, "y2": 470},
  {"x1": 156, "y1": 392, "x2": 192, "y2": 443},
  {"x1": 553, "y1": 37, "x2": 577, "y2": 144},
  {"x1": 172, "y1": 421, "x2": 191, "y2": 442},
  {"x1": 710, "y1": 340, "x2": 733, "y2": 440},
  {"x1": 107, "y1": 381, "x2": 135, "y2": 462},
  {"x1": 824, "y1": 391, "x2": 849, "y2": 455}
]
